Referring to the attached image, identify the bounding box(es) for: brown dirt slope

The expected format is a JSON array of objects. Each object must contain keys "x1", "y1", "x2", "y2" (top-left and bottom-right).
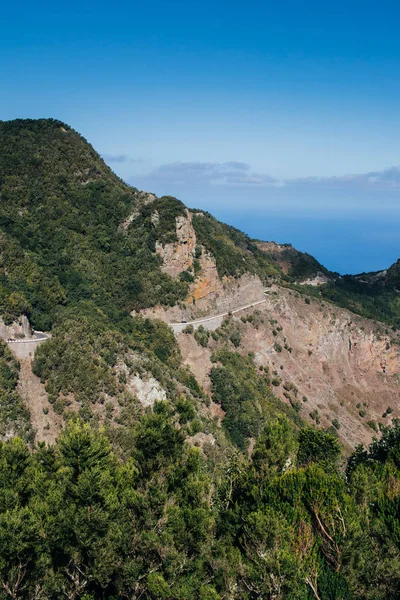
[
  {"x1": 17, "y1": 357, "x2": 60, "y2": 444},
  {"x1": 174, "y1": 285, "x2": 400, "y2": 451}
]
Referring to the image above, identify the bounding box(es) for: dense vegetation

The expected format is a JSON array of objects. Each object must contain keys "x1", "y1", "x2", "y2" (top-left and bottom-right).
[
  {"x1": 192, "y1": 211, "x2": 279, "y2": 280},
  {"x1": 30, "y1": 303, "x2": 202, "y2": 423},
  {"x1": 321, "y1": 276, "x2": 400, "y2": 327},
  {"x1": 210, "y1": 347, "x2": 301, "y2": 450},
  {"x1": 0, "y1": 413, "x2": 399, "y2": 598},
  {"x1": 261, "y1": 242, "x2": 333, "y2": 281},
  {"x1": 291, "y1": 274, "x2": 400, "y2": 327},
  {"x1": 0, "y1": 119, "x2": 189, "y2": 330}
]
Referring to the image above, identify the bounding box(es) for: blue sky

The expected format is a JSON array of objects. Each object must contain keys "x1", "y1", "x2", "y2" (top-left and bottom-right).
[{"x1": 1, "y1": 0, "x2": 400, "y2": 273}]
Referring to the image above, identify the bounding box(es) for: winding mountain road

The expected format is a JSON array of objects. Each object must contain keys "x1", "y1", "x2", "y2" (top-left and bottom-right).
[
  {"x1": 7, "y1": 331, "x2": 50, "y2": 344},
  {"x1": 7, "y1": 331, "x2": 51, "y2": 359},
  {"x1": 170, "y1": 298, "x2": 267, "y2": 333}
]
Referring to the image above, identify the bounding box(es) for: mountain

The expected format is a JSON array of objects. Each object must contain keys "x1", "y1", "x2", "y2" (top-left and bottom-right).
[
  {"x1": 0, "y1": 118, "x2": 399, "y2": 599},
  {"x1": 0, "y1": 118, "x2": 399, "y2": 447},
  {"x1": 256, "y1": 240, "x2": 334, "y2": 281}
]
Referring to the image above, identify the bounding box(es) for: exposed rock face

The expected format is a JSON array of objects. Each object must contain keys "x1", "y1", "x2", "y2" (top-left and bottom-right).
[
  {"x1": 187, "y1": 249, "x2": 223, "y2": 304},
  {"x1": 174, "y1": 285, "x2": 400, "y2": 450},
  {"x1": 191, "y1": 273, "x2": 265, "y2": 315},
  {"x1": 144, "y1": 210, "x2": 265, "y2": 321},
  {"x1": 0, "y1": 316, "x2": 32, "y2": 341},
  {"x1": 256, "y1": 241, "x2": 291, "y2": 254},
  {"x1": 154, "y1": 209, "x2": 227, "y2": 303},
  {"x1": 177, "y1": 333, "x2": 213, "y2": 391},
  {"x1": 140, "y1": 272, "x2": 265, "y2": 326},
  {"x1": 136, "y1": 209, "x2": 400, "y2": 451},
  {"x1": 156, "y1": 210, "x2": 197, "y2": 278},
  {"x1": 127, "y1": 374, "x2": 167, "y2": 408},
  {"x1": 298, "y1": 274, "x2": 330, "y2": 286}
]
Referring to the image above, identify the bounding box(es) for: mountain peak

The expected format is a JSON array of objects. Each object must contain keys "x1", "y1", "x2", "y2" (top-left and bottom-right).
[{"x1": 0, "y1": 117, "x2": 124, "y2": 195}]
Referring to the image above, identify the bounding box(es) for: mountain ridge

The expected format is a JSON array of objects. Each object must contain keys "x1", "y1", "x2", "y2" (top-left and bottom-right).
[
  {"x1": 0, "y1": 118, "x2": 399, "y2": 599},
  {"x1": 0, "y1": 118, "x2": 399, "y2": 452}
]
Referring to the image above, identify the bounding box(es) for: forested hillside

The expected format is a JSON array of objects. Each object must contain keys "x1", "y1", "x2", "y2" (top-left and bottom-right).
[
  {"x1": 1, "y1": 413, "x2": 400, "y2": 598},
  {"x1": 313, "y1": 269, "x2": 400, "y2": 327},
  {"x1": 0, "y1": 118, "x2": 399, "y2": 599},
  {"x1": 0, "y1": 119, "x2": 193, "y2": 329}
]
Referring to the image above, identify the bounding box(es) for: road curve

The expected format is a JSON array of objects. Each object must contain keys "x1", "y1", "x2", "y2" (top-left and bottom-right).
[
  {"x1": 7, "y1": 331, "x2": 51, "y2": 344},
  {"x1": 170, "y1": 298, "x2": 267, "y2": 333}
]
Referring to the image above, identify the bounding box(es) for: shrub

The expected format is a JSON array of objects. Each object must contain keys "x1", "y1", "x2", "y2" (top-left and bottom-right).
[
  {"x1": 309, "y1": 409, "x2": 320, "y2": 424},
  {"x1": 367, "y1": 420, "x2": 378, "y2": 432},
  {"x1": 180, "y1": 270, "x2": 194, "y2": 283},
  {"x1": 194, "y1": 325, "x2": 210, "y2": 348},
  {"x1": 298, "y1": 427, "x2": 340, "y2": 467},
  {"x1": 229, "y1": 330, "x2": 241, "y2": 348}
]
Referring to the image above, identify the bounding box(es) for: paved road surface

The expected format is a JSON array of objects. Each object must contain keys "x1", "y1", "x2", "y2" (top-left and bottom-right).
[
  {"x1": 170, "y1": 298, "x2": 267, "y2": 333},
  {"x1": 7, "y1": 331, "x2": 50, "y2": 344},
  {"x1": 7, "y1": 331, "x2": 51, "y2": 359}
]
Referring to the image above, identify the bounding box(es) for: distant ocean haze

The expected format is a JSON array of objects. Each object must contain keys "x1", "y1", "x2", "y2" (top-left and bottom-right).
[
  {"x1": 233, "y1": 213, "x2": 400, "y2": 275},
  {"x1": 130, "y1": 175, "x2": 400, "y2": 275}
]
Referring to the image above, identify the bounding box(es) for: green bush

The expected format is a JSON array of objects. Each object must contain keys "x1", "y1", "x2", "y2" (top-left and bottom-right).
[
  {"x1": 210, "y1": 348, "x2": 300, "y2": 449},
  {"x1": 194, "y1": 325, "x2": 210, "y2": 348}
]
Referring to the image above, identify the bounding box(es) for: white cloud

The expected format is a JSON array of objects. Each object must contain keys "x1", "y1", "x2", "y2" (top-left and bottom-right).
[
  {"x1": 102, "y1": 153, "x2": 142, "y2": 164},
  {"x1": 132, "y1": 160, "x2": 279, "y2": 187},
  {"x1": 289, "y1": 166, "x2": 400, "y2": 190},
  {"x1": 129, "y1": 160, "x2": 400, "y2": 193}
]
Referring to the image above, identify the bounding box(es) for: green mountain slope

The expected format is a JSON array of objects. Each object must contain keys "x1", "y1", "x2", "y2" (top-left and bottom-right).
[
  {"x1": 1, "y1": 118, "x2": 398, "y2": 331},
  {"x1": 0, "y1": 118, "x2": 291, "y2": 443},
  {"x1": 0, "y1": 118, "x2": 399, "y2": 599},
  {"x1": 295, "y1": 263, "x2": 400, "y2": 327},
  {"x1": 0, "y1": 119, "x2": 193, "y2": 328},
  {"x1": 0, "y1": 119, "x2": 281, "y2": 330}
]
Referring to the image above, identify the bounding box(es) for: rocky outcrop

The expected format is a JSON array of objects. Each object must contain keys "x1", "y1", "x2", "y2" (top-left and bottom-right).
[
  {"x1": 0, "y1": 316, "x2": 32, "y2": 341},
  {"x1": 298, "y1": 274, "x2": 330, "y2": 286},
  {"x1": 156, "y1": 210, "x2": 197, "y2": 278},
  {"x1": 144, "y1": 210, "x2": 265, "y2": 321},
  {"x1": 154, "y1": 208, "x2": 224, "y2": 304},
  {"x1": 186, "y1": 249, "x2": 223, "y2": 304},
  {"x1": 127, "y1": 374, "x2": 167, "y2": 408}
]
